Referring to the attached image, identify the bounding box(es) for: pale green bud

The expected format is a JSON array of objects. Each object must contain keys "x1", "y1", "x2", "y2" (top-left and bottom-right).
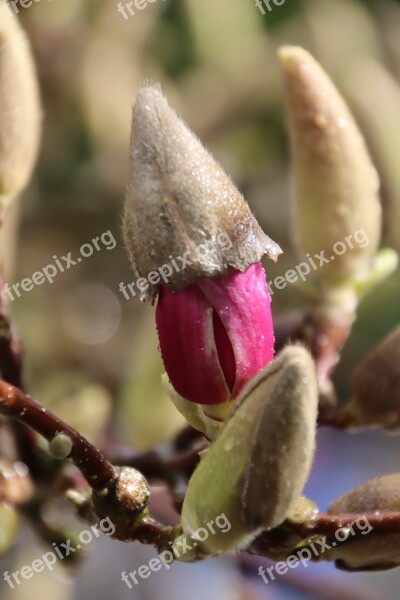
[
  {"x1": 0, "y1": 6, "x2": 41, "y2": 212},
  {"x1": 279, "y1": 46, "x2": 381, "y2": 289},
  {"x1": 48, "y1": 433, "x2": 73, "y2": 460},
  {"x1": 181, "y1": 345, "x2": 318, "y2": 554},
  {"x1": 162, "y1": 374, "x2": 228, "y2": 441}
]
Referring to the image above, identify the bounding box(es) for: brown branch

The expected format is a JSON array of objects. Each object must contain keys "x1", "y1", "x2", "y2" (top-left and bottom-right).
[
  {"x1": 318, "y1": 407, "x2": 359, "y2": 429},
  {"x1": 251, "y1": 510, "x2": 400, "y2": 562},
  {"x1": 297, "y1": 511, "x2": 400, "y2": 537},
  {"x1": 173, "y1": 424, "x2": 204, "y2": 450},
  {"x1": 109, "y1": 434, "x2": 208, "y2": 514},
  {"x1": 0, "y1": 276, "x2": 41, "y2": 474},
  {"x1": 0, "y1": 381, "x2": 173, "y2": 551},
  {"x1": 0, "y1": 380, "x2": 116, "y2": 491},
  {"x1": 110, "y1": 438, "x2": 207, "y2": 480},
  {"x1": 0, "y1": 278, "x2": 23, "y2": 388},
  {"x1": 275, "y1": 308, "x2": 351, "y2": 382},
  {"x1": 275, "y1": 309, "x2": 352, "y2": 417},
  {"x1": 133, "y1": 517, "x2": 175, "y2": 549}
]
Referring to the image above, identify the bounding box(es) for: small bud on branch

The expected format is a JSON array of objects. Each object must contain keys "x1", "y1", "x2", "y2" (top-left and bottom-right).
[{"x1": 0, "y1": 380, "x2": 116, "y2": 491}]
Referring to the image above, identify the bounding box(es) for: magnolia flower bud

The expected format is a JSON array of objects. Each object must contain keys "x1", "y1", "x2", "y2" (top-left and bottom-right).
[
  {"x1": 333, "y1": 327, "x2": 400, "y2": 430},
  {"x1": 0, "y1": 7, "x2": 41, "y2": 212},
  {"x1": 326, "y1": 474, "x2": 400, "y2": 571},
  {"x1": 329, "y1": 473, "x2": 400, "y2": 514},
  {"x1": 123, "y1": 83, "x2": 281, "y2": 303},
  {"x1": 351, "y1": 327, "x2": 400, "y2": 430},
  {"x1": 157, "y1": 262, "x2": 275, "y2": 410},
  {"x1": 180, "y1": 345, "x2": 318, "y2": 554},
  {"x1": 279, "y1": 46, "x2": 381, "y2": 288}
]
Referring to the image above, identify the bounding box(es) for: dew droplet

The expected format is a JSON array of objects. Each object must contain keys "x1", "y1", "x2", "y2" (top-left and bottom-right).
[
  {"x1": 223, "y1": 438, "x2": 234, "y2": 452},
  {"x1": 258, "y1": 335, "x2": 266, "y2": 348}
]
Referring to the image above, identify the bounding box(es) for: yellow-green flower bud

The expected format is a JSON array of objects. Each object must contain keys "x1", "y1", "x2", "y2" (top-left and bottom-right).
[
  {"x1": 279, "y1": 46, "x2": 381, "y2": 290},
  {"x1": 0, "y1": 7, "x2": 41, "y2": 212},
  {"x1": 180, "y1": 345, "x2": 318, "y2": 554}
]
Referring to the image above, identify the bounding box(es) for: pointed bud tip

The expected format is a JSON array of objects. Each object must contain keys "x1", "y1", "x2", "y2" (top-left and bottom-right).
[
  {"x1": 277, "y1": 45, "x2": 314, "y2": 70},
  {"x1": 131, "y1": 82, "x2": 170, "y2": 127}
]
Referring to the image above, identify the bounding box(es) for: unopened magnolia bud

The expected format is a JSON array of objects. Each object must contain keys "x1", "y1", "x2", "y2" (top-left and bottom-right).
[
  {"x1": 157, "y1": 262, "x2": 275, "y2": 411},
  {"x1": 329, "y1": 473, "x2": 400, "y2": 514},
  {"x1": 181, "y1": 345, "x2": 318, "y2": 554},
  {"x1": 279, "y1": 46, "x2": 381, "y2": 288},
  {"x1": 123, "y1": 83, "x2": 281, "y2": 302},
  {"x1": 351, "y1": 327, "x2": 400, "y2": 430},
  {"x1": 326, "y1": 474, "x2": 400, "y2": 571},
  {"x1": 0, "y1": 7, "x2": 41, "y2": 212},
  {"x1": 334, "y1": 327, "x2": 400, "y2": 430},
  {"x1": 343, "y1": 60, "x2": 400, "y2": 254}
]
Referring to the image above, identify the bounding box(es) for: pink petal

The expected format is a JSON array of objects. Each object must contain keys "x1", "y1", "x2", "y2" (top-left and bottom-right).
[
  {"x1": 156, "y1": 285, "x2": 230, "y2": 405},
  {"x1": 212, "y1": 309, "x2": 236, "y2": 393},
  {"x1": 198, "y1": 263, "x2": 275, "y2": 397}
]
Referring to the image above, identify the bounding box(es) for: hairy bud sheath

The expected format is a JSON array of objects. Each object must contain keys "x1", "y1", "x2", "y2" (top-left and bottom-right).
[
  {"x1": 0, "y1": 7, "x2": 41, "y2": 211},
  {"x1": 327, "y1": 474, "x2": 400, "y2": 571},
  {"x1": 349, "y1": 327, "x2": 400, "y2": 430},
  {"x1": 329, "y1": 473, "x2": 400, "y2": 514},
  {"x1": 279, "y1": 46, "x2": 381, "y2": 287},
  {"x1": 180, "y1": 346, "x2": 318, "y2": 554},
  {"x1": 123, "y1": 84, "x2": 281, "y2": 303}
]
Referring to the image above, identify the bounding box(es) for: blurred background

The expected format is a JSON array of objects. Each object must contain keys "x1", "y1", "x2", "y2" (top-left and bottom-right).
[{"x1": 0, "y1": 0, "x2": 400, "y2": 598}]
